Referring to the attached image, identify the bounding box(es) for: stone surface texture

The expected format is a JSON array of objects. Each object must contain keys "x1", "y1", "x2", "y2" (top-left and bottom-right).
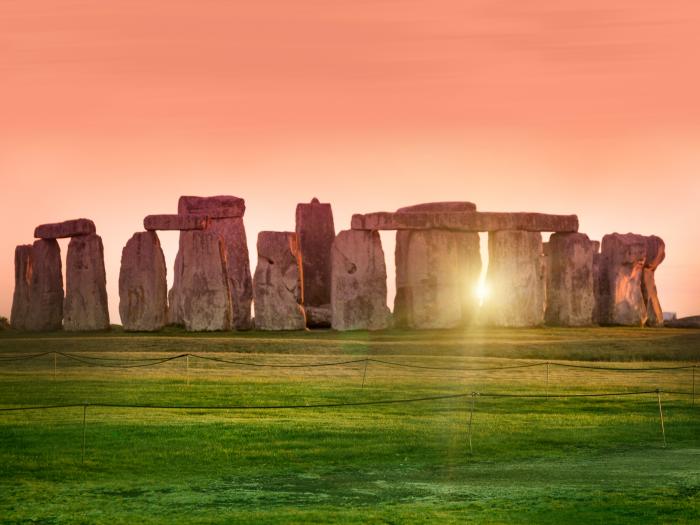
[
  {"x1": 351, "y1": 211, "x2": 578, "y2": 233},
  {"x1": 118, "y1": 231, "x2": 168, "y2": 331},
  {"x1": 10, "y1": 245, "x2": 33, "y2": 330},
  {"x1": 175, "y1": 230, "x2": 232, "y2": 331},
  {"x1": 177, "y1": 195, "x2": 245, "y2": 218},
  {"x1": 304, "y1": 305, "x2": 332, "y2": 328},
  {"x1": 253, "y1": 232, "x2": 306, "y2": 330},
  {"x1": 295, "y1": 198, "x2": 335, "y2": 314},
  {"x1": 545, "y1": 233, "x2": 595, "y2": 326},
  {"x1": 34, "y1": 219, "x2": 96, "y2": 239},
  {"x1": 485, "y1": 230, "x2": 545, "y2": 327},
  {"x1": 11, "y1": 243, "x2": 65, "y2": 331},
  {"x1": 597, "y1": 233, "x2": 648, "y2": 326},
  {"x1": 331, "y1": 230, "x2": 391, "y2": 331},
  {"x1": 144, "y1": 214, "x2": 208, "y2": 231},
  {"x1": 63, "y1": 234, "x2": 110, "y2": 331},
  {"x1": 641, "y1": 235, "x2": 665, "y2": 327},
  {"x1": 393, "y1": 202, "x2": 482, "y2": 329}
]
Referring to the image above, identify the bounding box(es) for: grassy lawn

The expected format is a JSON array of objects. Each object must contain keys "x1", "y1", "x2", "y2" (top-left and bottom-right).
[{"x1": 0, "y1": 327, "x2": 699, "y2": 524}]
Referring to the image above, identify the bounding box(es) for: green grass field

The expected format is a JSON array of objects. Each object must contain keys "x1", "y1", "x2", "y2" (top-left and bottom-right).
[{"x1": 0, "y1": 327, "x2": 699, "y2": 524}]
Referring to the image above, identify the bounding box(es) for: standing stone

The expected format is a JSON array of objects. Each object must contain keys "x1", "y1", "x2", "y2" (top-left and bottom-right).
[
  {"x1": 545, "y1": 233, "x2": 595, "y2": 326},
  {"x1": 597, "y1": 233, "x2": 647, "y2": 326},
  {"x1": 176, "y1": 231, "x2": 232, "y2": 331},
  {"x1": 170, "y1": 196, "x2": 253, "y2": 330},
  {"x1": 485, "y1": 230, "x2": 545, "y2": 327},
  {"x1": 253, "y1": 232, "x2": 306, "y2": 330},
  {"x1": 118, "y1": 231, "x2": 168, "y2": 331},
  {"x1": 591, "y1": 240, "x2": 601, "y2": 324},
  {"x1": 64, "y1": 234, "x2": 110, "y2": 331},
  {"x1": 393, "y1": 202, "x2": 481, "y2": 329},
  {"x1": 331, "y1": 230, "x2": 391, "y2": 331},
  {"x1": 295, "y1": 198, "x2": 335, "y2": 327},
  {"x1": 642, "y1": 235, "x2": 665, "y2": 327},
  {"x1": 10, "y1": 245, "x2": 33, "y2": 330}
]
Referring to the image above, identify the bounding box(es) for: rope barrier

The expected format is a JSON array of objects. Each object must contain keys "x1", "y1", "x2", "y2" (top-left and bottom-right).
[
  {"x1": 0, "y1": 351, "x2": 696, "y2": 372},
  {"x1": 0, "y1": 389, "x2": 682, "y2": 413}
]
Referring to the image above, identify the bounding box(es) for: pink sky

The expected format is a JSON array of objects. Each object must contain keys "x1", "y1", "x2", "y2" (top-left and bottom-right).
[{"x1": 1, "y1": 1, "x2": 699, "y2": 320}]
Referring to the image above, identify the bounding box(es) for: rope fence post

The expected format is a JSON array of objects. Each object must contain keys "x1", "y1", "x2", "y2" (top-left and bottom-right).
[
  {"x1": 656, "y1": 389, "x2": 666, "y2": 448},
  {"x1": 467, "y1": 392, "x2": 478, "y2": 455},
  {"x1": 361, "y1": 359, "x2": 369, "y2": 389},
  {"x1": 53, "y1": 352, "x2": 57, "y2": 381},
  {"x1": 186, "y1": 354, "x2": 190, "y2": 386},
  {"x1": 693, "y1": 366, "x2": 696, "y2": 406},
  {"x1": 545, "y1": 361, "x2": 550, "y2": 399},
  {"x1": 82, "y1": 403, "x2": 88, "y2": 463}
]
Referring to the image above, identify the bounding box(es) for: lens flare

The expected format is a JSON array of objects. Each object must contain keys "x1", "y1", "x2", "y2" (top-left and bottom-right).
[{"x1": 475, "y1": 278, "x2": 489, "y2": 306}]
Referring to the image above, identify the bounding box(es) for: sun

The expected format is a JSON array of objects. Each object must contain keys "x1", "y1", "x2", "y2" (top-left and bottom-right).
[{"x1": 475, "y1": 278, "x2": 489, "y2": 306}]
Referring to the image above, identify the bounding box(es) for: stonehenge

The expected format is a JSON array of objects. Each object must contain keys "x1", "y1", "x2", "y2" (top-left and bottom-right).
[
  {"x1": 63, "y1": 233, "x2": 110, "y2": 331},
  {"x1": 118, "y1": 231, "x2": 168, "y2": 331},
  {"x1": 393, "y1": 202, "x2": 481, "y2": 329},
  {"x1": 295, "y1": 198, "x2": 335, "y2": 327},
  {"x1": 9, "y1": 197, "x2": 669, "y2": 333},
  {"x1": 330, "y1": 230, "x2": 391, "y2": 331},
  {"x1": 253, "y1": 231, "x2": 306, "y2": 330},
  {"x1": 177, "y1": 231, "x2": 232, "y2": 331},
  {"x1": 176, "y1": 196, "x2": 253, "y2": 330},
  {"x1": 545, "y1": 233, "x2": 596, "y2": 326},
  {"x1": 485, "y1": 230, "x2": 545, "y2": 327}
]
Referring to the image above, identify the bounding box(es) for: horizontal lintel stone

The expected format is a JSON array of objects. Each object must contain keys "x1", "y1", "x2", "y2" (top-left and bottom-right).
[
  {"x1": 144, "y1": 214, "x2": 209, "y2": 231},
  {"x1": 351, "y1": 211, "x2": 578, "y2": 233},
  {"x1": 34, "y1": 218, "x2": 96, "y2": 239}
]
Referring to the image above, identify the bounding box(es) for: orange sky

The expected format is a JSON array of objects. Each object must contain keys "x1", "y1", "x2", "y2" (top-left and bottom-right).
[{"x1": 1, "y1": 1, "x2": 699, "y2": 320}]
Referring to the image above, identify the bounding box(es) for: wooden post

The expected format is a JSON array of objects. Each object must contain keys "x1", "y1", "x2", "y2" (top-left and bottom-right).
[
  {"x1": 82, "y1": 404, "x2": 87, "y2": 463},
  {"x1": 467, "y1": 393, "x2": 477, "y2": 454},
  {"x1": 361, "y1": 359, "x2": 369, "y2": 389},
  {"x1": 656, "y1": 390, "x2": 666, "y2": 448},
  {"x1": 53, "y1": 352, "x2": 57, "y2": 381},
  {"x1": 693, "y1": 366, "x2": 696, "y2": 407},
  {"x1": 545, "y1": 362, "x2": 550, "y2": 399},
  {"x1": 186, "y1": 354, "x2": 190, "y2": 386}
]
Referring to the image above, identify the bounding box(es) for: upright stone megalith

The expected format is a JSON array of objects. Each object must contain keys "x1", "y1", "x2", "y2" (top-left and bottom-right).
[
  {"x1": 295, "y1": 198, "x2": 335, "y2": 327},
  {"x1": 545, "y1": 233, "x2": 595, "y2": 326},
  {"x1": 119, "y1": 231, "x2": 168, "y2": 331},
  {"x1": 176, "y1": 230, "x2": 232, "y2": 331},
  {"x1": 10, "y1": 245, "x2": 33, "y2": 330},
  {"x1": 170, "y1": 196, "x2": 252, "y2": 329},
  {"x1": 253, "y1": 232, "x2": 306, "y2": 330},
  {"x1": 64, "y1": 233, "x2": 110, "y2": 331},
  {"x1": 393, "y1": 202, "x2": 481, "y2": 329},
  {"x1": 331, "y1": 230, "x2": 391, "y2": 331},
  {"x1": 597, "y1": 233, "x2": 647, "y2": 326},
  {"x1": 485, "y1": 230, "x2": 545, "y2": 327},
  {"x1": 642, "y1": 235, "x2": 665, "y2": 327}
]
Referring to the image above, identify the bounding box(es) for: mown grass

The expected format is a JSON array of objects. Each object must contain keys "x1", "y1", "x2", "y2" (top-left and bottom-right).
[{"x1": 0, "y1": 328, "x2": 699, "y2": 524}]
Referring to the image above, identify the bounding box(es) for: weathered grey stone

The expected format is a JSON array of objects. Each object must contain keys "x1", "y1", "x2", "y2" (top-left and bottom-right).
[
  {"x1": 64, "y1": 234, "x2": 110, "y2": 331},
  {"x1": 304, "y1": 304, "x2": 332, "y2": 328},
  {"x1": 396, "y1": 202, "x2": 477, "y2": 213},
  {"x1": 253, "y1": 232, "x2": 306, "y2": 330},
  {"x1": 351, "y1": 211, "x2": 578, "y2": 233},
  {"x1": 118, "y1": 231, "x2": 168, "y2": 331},
  {"x1": 545, "y1": 233, "x2": 595, "y2": 326},
  {"x1": 175, "y1": 196, "x2": 253, "y2": 330},
  {"x1": 144, "y1": 214, "x2": 208, "y2": 231},
  {"x1": 176, "y1": 230, "x2": 232, "y2": 331},
  {"x1": 26, "y1": 240, "x2": 64, "y2": 331},
  {"x1": 178, "y1": 195, "x2": 245, "y2": 218},
  {"x1": 591, "y1": 240, "x2": 601, "y2": 324},
  {"x1": 642, "y1": 235, "x2": 665, "y2": 327},
  {"x1": 331, "y1": 230, "x2": 391, "y2": 331},
  {"x1": 34, "y1": 219, "x2": 96, "y2": 239},
  {"x1": 484, "y1": 230, "x2": 545, "y2": 327},
  {"x1": 597, "y1": 233, "x2": 647, "y2": 326},
  {"x1": 10, "y1": 245, "x2": 33, "y2": 330},
  {"x1": 295, "y1": 198, "x2": 335, "y2": 313},
  {"x1": 393, "y1": 202, "x2": 481, "y2": 329}
]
